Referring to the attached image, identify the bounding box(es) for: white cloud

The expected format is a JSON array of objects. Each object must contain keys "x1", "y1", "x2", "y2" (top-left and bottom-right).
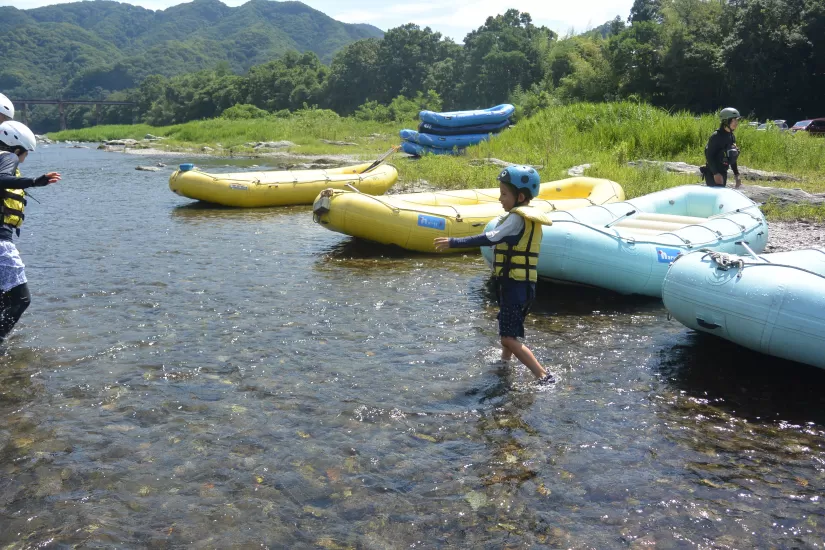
[
  {"x1": 3, "y1": 0, "x2": 633, "y2": 38},
  {"x1": 328, "y1": 0, "x2": 632, "y2": 39}
]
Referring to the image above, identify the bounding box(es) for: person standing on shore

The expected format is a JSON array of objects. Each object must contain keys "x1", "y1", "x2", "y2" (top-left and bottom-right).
[
  {"x1": 0, "y1": 120, "x2": 61, "y2": 344},
  {"x1": 702, "y1": 107, "x2": 742, "y2": 189}
]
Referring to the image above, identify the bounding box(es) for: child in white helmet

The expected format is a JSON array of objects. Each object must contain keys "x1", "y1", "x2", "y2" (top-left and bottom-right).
[
  {"x1": 0, "y1": 93, "x2": 14, "y2": 123},
  {"x1": 0, "y1": 120, "x2": 61, "y2": 344}
]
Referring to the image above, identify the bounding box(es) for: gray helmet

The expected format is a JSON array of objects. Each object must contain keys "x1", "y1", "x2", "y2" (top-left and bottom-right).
[{"x1": 720, "y1": 107, "x2": 741, "y2": 121}]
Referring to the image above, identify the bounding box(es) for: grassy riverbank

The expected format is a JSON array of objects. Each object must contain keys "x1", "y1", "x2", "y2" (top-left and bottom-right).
[{"x1": 50, "y1": 102, "x2": 825, "y2": 220}]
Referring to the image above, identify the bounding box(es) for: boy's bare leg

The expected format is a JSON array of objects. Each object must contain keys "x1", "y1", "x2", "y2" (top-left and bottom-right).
[{"x1": 501, "y1": 336, "x2": 547, "y2": 379}]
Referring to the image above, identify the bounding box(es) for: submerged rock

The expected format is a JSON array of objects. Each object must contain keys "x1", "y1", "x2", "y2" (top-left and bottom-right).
[{"x1": 136, "y1": 165, "x2": 161, "y2": 171}]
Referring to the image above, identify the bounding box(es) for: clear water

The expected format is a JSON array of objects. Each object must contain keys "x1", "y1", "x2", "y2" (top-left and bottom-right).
[{"x1": 2, "y1": 145, "x2": 825, "y2": 547}]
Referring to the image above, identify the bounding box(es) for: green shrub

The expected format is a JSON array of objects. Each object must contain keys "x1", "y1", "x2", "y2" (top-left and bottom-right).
[{"x1": 220, "y1": 104, "x2": 270, "y2": 120}]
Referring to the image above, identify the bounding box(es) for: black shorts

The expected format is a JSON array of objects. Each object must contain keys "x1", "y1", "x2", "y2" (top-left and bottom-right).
[
  {"x1": 498, "y1": 304, "x2": 527, "y2": 338},
  {"x1": 496, "y1": 279, "x2": 535, "y2": 338}
]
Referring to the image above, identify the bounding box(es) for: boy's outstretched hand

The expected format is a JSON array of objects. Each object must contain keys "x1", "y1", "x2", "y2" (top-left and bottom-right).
[
  {"x1": 433, "y1": 237, "x2": 450, "y2": 252},
  {"x1": 35, "y1": 172, "x2": 61, "y2": 186}
]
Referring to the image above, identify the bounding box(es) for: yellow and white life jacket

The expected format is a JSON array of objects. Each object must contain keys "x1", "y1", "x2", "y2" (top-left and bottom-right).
[
  {"x1": 493, "y1": 206, "x2": 553, "y2": 282},
  {"x1": 1, "y1": 155, "x2": 26, "y2": 230}
]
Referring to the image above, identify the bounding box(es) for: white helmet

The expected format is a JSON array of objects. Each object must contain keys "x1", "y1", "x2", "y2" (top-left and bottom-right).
[
  {"x1": 0, "y1": 120, "x2": 36, "y2": 152},
  {"x1": 0, "y1": 93, "x2": 14, "y2": 120}
]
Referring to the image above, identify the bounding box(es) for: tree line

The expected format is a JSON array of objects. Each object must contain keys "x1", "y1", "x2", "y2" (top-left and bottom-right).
[{"x1": 34, "y1": 0, "x2": 825, "y2": 132}]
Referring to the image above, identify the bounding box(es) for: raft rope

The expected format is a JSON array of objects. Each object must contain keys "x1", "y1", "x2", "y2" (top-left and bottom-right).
[
  {"x1": 319, "y1": 189, "x2": 616, "y2": 224},
  {"x1": 548, "y1": 211, "x2": 764, "y2": 249},
  {"x1": 697, "y1": 248, "x2": 825, "y2": 282}
]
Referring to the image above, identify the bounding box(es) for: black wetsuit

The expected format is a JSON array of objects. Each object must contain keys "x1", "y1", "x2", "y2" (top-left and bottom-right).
[{"x1": 703, "y1": 126, "x2": 739, "y2": 187}]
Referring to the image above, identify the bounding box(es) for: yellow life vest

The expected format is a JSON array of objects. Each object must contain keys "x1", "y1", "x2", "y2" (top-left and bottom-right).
[
  {"x1": 493, "y1": 206, "x2": 553, "y2": 282},
  {"x1": 2, "y1": 161, "x2": 26, "y2": 230}
]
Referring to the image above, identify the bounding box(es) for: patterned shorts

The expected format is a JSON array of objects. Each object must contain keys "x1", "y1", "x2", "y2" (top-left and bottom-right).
[
  {"x1": 497, "y1": 304, "x2": 528, "y2": 338},
  {"x1": 0, "y1": 241, "x2": 27, "y2": 293}
]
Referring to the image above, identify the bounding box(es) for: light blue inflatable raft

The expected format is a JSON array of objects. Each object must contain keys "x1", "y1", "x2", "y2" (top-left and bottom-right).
[
  {"x1": 480, "y1": 185, "x2": 767, "y2": 297},
  {"x1": 662, "y1": 248, "x2": 825, "y2": 369},
  {"x1": 419, "y1": 104, "x2": 515, "y2": 128},
  {"x1": 400, "y1": 129, "x2": 491, "y2": 149}
]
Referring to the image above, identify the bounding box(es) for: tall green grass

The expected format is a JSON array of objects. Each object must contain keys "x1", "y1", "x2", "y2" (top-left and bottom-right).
[
  {"x1": 50, "y1": 115, "x2": 403, "y2": 154},
  {"x1": 50, "y1": 102, "x2": 825, "y2": 207}
]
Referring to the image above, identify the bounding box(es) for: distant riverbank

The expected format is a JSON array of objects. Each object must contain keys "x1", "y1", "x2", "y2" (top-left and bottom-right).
[{"x1": 49, "y1": 102, "x2": 825, "y2": 221}]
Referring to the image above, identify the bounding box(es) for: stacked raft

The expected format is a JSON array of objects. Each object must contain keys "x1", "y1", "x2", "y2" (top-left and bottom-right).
[
  {"x1": 312, "y1": 177, "x2": 625, "y2": 253},
  {"x1": 400, "y1": 104, "x2": 514, "y2": 156}
]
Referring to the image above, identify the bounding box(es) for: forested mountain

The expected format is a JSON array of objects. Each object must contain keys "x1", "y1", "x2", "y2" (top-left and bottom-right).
[
  {"x1": 0, "y1": 0, "x2": 383, "y2": 98},
  {"x1": 5, "y1": 0, "x2": 824, "y2": 133}
]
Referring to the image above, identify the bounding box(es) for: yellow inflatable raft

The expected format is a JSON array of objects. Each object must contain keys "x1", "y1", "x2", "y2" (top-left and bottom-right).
[
  {"x1": 169, "y1": 163, "x2": 398, "y2": 207},
  {"x1": 312, "y1": 176, "x2": 625, "y2": 253}
]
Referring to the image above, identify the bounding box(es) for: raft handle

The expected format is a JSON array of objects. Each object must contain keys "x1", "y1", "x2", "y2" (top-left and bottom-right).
[
  {"x1": 735, "y1": 241, "x2": 770, "y2": 263},
  {"x1": 696, "y1": 318, "x2": 720, "y2": 330},
  {"x1": 605, "y1": 210, "x2": 636, "y2": 228}
]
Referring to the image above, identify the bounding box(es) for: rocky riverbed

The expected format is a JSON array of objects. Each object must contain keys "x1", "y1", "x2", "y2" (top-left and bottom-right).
[{"x1": 765, "y1": 220, "x2": 825, "y2": 252}]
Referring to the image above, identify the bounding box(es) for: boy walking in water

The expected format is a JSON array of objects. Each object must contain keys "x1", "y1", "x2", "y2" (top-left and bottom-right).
[{"x1": 434, "y1": 165, "x2": 555, "y2": 384}]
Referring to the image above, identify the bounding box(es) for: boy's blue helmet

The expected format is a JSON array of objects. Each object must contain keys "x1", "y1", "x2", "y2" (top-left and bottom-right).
[{"x1": 498, "y1": 165, "x2": 540, "y2": 199}]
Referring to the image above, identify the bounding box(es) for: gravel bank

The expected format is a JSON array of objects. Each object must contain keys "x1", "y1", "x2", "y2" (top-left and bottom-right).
[{"x1": 765, "y1": 220, "x2": 825, "y2": 252}]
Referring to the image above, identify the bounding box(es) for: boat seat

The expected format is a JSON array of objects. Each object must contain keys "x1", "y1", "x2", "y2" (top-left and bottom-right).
[
  {"x1": 613, "y1": 219, "x2": 688, "y2": 231},
  {"x1": 613, "y1": 227, "x2": 670, "y2": 237},
  {"x1": 633, "y1": 213, "x2": 707, "y2": 225}
]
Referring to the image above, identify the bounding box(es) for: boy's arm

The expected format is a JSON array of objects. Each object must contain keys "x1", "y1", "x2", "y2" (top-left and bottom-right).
[
  {"x1": 0, "y1": 154, "x2": 50, "y2": 189},
  {"x1": 442, "y1": 215, "x2": 525, "y2": 249},
  {"x1": 0, "y1": 173, "x2": 52, "y2": 189},
  {"x1": 448, "y1": 233, "x2": 500, "y2": 248}
]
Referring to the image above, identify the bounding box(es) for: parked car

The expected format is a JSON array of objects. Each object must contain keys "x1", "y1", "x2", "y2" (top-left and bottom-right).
[
  {"x1": 791, "y1": 118, "x2": 825, "y2": 135},
  {"x1": 747, "y1": 121, "x2": 760, "y2": 128},
  {"x1": 757, "y1": 119, "x2": 789, "y2": 131}
]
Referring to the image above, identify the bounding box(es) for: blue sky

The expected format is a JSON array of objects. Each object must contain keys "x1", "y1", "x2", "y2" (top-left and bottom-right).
[{"x1": 5, "y1": 0, "x2": 636, "y2": 40}]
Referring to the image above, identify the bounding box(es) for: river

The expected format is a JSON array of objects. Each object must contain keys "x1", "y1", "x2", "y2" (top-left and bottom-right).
[{"x1": 1, "y1": 144, "x2": 824, "y2": 547}]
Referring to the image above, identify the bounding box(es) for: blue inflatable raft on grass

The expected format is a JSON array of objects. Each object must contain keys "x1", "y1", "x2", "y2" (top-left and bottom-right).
[
  {"x1": 419, "y1": 119, "x2": 511, "y2": 136},
  {"x1": 419, "y1": 104, "x2": 515, "y2": 128},
  {"x1": 400, "y1": 141, "x2": 459, "y2": 156},
  {"x1": 399, "y1": 129, "x2": 491, "y2": 149}
]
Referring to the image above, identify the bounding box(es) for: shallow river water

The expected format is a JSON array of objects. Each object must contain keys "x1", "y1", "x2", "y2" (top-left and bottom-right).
[{"x1": 1, "y1": 145, "x2": 824, "y2": 548}]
